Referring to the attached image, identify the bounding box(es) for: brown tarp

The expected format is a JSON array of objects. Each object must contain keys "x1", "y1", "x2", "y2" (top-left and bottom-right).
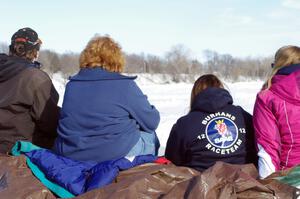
[
  {"x1": 0, "y1": 154, "x2": 298, "y2": 199},
  {"x1": 76, "y1": 162, "x2": 299, "y2": 199},
  {"x1": 0, "y1": 154, "x2": 56, "y2": 199}
]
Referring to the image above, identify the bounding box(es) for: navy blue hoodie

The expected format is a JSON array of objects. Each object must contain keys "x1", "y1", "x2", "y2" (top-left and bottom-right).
[
  {"x1": 165, "y1": 87, "x2": 257, "y2": 171},
  {"x1": 53, "y1": 68, "x2": 160, "y2": 162}
]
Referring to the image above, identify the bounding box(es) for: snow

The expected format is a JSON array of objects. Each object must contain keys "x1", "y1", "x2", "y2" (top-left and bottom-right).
[{"x1": 52, "y1": 73, "x2": 263, "y2": 155}]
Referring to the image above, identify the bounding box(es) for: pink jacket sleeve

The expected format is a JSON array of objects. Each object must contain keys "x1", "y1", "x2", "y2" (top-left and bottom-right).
[{"x1": 253, "y1": 94, "x2": 281, "y2": 178}]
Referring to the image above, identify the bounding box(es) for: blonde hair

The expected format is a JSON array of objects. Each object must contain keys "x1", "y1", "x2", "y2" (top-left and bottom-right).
[
  {"x1": 190, "y1": 74, "x2": 224, "y2": 109},
  {"x1": 267, "y1": 45, "x2": 300, "y2": 88},
  {"x1": 79, "y1": 35, "x2": 125, "y2": 72}
]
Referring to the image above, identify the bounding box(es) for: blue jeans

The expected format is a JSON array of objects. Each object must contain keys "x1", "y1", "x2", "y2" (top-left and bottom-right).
[{"x1": 126, "y1": 131, "x2": 160, "y2": 157}]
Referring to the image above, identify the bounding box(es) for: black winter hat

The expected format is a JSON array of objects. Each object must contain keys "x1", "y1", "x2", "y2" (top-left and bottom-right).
[{"x1": 10, "y1": 27, "x2": 41, "y2": 51}]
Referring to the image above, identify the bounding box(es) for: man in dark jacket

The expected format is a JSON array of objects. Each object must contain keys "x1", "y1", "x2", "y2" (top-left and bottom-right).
[{"x1": 0, "y1": 27, "x2": 60, "y2": 153}]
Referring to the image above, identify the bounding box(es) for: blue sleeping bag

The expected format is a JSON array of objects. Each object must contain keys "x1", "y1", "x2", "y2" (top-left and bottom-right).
[{"x1": 12, "y1": 141, "x2": 157, "y2": 198}]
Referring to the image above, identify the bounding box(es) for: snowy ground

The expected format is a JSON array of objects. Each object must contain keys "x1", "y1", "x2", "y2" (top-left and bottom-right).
[{"x1": 52, "y1": 73, "x2": 263, "y2": 155}]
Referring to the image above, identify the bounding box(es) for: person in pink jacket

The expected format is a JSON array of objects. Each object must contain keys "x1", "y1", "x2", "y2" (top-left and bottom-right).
[{"x1": 253, "y1": 45, "x2": 300, "y2": 178}]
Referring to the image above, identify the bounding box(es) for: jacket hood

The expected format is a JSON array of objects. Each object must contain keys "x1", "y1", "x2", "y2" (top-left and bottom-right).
[
  {"x1": 270, "y1": 64, "x2": 300, "y2": 105},
  {"x1": 0, "y1": 54, "x2": 33, "y2": 82},
  {"x1": 70, "y1": 68, "x2": 137, "y2": 81},
  {"x1": 191, "y1": 87, "x2": 233, "y2": 113}
]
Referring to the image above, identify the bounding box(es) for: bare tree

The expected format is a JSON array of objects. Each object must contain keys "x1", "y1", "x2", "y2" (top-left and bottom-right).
[
  {"x1": 59, "y1": 52, "x2": 80, "y2": 77},
  {"x1": 38, "y1": 50, "x2": 61, "y2": 74},
  {"x1": 190, "y1": 59, "x2": 202, "y2": 74},
  {"x1": 0, "y1": 42, "x2": 8, "y2": 54},
  {"x1": 124, "y1": 53, "x2": 146, "y2": 73},
  {"x1": 146, "y1": 54, "x2": 165, "y2": 74},
  {"x1": 203, "y1": 49, "x2": 271, "y2": 81},
  {"x1": 0, "y1": 39, "x2": 273, "y2": 82},
  {"x1": 165, "y1": 44, "x2": 192, "y2": 74}
]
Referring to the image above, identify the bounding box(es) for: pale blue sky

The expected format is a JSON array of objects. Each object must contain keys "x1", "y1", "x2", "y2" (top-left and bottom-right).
[{"x1": 1, "y1": 0, "x2": 300, "y2": 59}]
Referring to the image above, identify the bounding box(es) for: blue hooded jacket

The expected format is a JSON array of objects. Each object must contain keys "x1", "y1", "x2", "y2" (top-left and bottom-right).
[{"x1": 53, "y1": 68, "x2": 160, "y2": 162}]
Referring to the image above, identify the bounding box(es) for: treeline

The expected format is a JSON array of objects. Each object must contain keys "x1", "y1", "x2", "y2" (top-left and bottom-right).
[{"x1": 0, "y1": 42, "x2": 272, "y2": 81}]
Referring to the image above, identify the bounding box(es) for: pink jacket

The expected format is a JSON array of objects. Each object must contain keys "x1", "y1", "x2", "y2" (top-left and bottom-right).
[{"x1": 253, "y1": 70, "x2": 300, "y2": 178}]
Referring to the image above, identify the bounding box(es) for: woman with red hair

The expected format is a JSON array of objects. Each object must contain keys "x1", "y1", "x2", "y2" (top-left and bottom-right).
[{"x1": 53, "y1": 35, "x2": 160, "y2": 162}]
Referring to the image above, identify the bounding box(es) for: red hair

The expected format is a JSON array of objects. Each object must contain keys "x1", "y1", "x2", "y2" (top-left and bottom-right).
[{"x1": 79, "y1": 35, "x2": 125, "y2": 72}]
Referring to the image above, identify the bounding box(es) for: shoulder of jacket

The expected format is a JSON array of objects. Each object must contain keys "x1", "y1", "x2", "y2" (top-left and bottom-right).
[
  {"x1": 125, "y1": 78, "x2": 137, "y2": 87},
  {"x1": 225, "y1": 105, "x2": 252, "y2": 123},
  {"x1": 229, "y1": 104, "x2": 246, "y2": 113},
  {"x1": 176, "y1": 112, "x2": 200, "y2": 127},
  {"x1": 20, "y1": 68, "x2": 53, "y2": 89},
  {"x1": 257, "y1": 89, "x2": 274, "y2": 99},
  {"x1": 123, "y1": 79, "x2": 142, "y2": 96},
  {"x1": 22, "y1": 68, "x2": 51, "y2": 81},
  {"x1": 256, "y1": 89, "x2": 277, "y2": 106}
]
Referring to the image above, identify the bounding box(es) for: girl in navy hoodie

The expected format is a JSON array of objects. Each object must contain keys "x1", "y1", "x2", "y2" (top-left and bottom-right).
[{"x1": 165, "y1": 74, "x2": 257, "y2": 171}]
